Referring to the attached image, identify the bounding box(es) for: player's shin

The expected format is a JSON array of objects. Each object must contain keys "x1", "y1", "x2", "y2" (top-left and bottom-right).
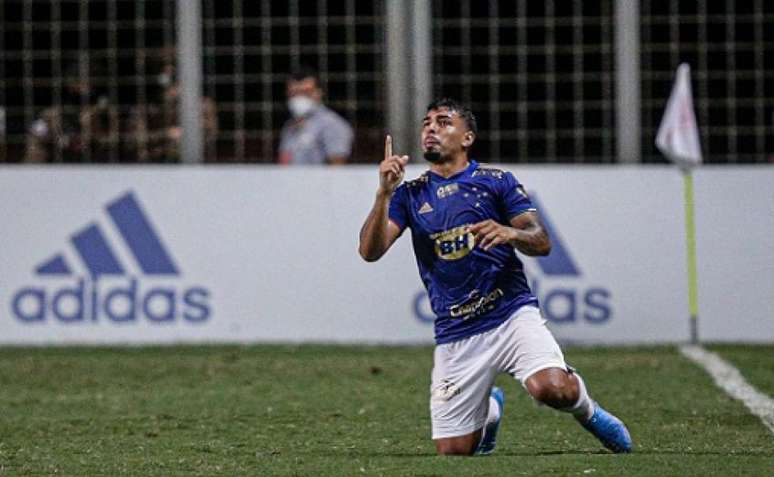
[
  {"x1": 566, "y1": 372, "x2": 633, "y2": 453},
  {"x1": 560, "y1": 372, "x2": 594, "y2": 421}
]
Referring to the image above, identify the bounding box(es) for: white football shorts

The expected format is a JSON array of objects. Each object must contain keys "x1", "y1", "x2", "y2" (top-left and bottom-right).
[{"x1": 429, "y1": 305, "x2": 567, "y2": 439}]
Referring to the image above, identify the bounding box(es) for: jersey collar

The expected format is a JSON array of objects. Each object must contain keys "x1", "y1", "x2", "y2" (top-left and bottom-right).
[{"x1": 428, "y1": 159, "x2": 478, "y2": 182}]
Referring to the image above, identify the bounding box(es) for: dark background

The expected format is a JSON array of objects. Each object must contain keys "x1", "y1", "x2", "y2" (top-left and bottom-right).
[{"x1": 1, "y1": 0, "x2": 772, "y2": 163}]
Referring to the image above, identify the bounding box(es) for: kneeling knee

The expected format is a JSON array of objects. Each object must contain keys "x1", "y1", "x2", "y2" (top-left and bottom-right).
[
  {"x1": 526, "y1": 371, "x2": 578, "y2": 408},
  {"x1": 436, "y1": 446, "x2": 473, "y2": 456},
  {"x1": 435, "y1": 442, "x2": 475, "y2": 456},
  {"x1": 434, "y1": 437, "x2": 478, "y2": 456}
]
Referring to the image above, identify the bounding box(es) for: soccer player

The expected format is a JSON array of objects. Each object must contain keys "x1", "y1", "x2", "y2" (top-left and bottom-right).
[{"x1": 358, "y1": 98, "x2": 632, "y2": 455}]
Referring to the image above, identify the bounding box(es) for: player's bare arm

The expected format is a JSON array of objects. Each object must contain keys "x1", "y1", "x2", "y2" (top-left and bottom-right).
[
  {"x1": 468, "y1": 211, "x2": 551, "y2": 256},
  {"x1": 358, "y1": 135, "x2": 409, "y2": 262}
]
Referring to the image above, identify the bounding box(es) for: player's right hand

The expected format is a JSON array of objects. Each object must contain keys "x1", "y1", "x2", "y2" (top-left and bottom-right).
[{"x1": 378, "y1": 135, "x2": 409, "y2": 196}]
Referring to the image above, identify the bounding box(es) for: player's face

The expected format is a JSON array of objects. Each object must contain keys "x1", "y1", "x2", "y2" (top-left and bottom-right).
[{"x1": 421, "y1": 107, "x2": 473, "y2": 163}]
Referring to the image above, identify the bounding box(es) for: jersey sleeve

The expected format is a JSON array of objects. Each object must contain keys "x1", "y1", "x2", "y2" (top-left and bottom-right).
[
  {"x1": 387, "y1": 184, "x2": 410, "y2": 232},
  {"x1": 500, "y1": 172, "x2": 536, "y2": 219}
]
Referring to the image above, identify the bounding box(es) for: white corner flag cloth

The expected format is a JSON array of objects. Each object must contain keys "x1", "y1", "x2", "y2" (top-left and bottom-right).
[{"x1": 655, "y1": 63, "x2": 703, "y2": 168}]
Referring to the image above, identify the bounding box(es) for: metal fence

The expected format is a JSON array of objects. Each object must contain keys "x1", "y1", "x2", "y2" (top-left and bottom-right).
[
  {"x1": 1, "y1": 1, "x2": 772, "y2": 164},
  {"x1": 640, "y1": 0, "x2": 774, "y2": 163},
  {"x1": 1, "y1": 0, "x2": 179, "y2": 162},
  {"x1": 201, "y1": 1, "x2": 385, "y2": 163},
  {"x1": 432, "y1": 1, "x2": 616, "y2": 163}
]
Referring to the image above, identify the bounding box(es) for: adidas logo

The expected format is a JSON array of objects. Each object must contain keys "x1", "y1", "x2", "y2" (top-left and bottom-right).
[
  {"x1": 36, "y1": 192, "x2": 179, "y2": 277},
  {"x1": 527, "y1": 194, "x2": 612, "y2": 324},
  {"x1": 11, "y1": 191, "x2": 211, "y2": 324},
  {"x1": 418, "y1": 202, "x2": 434, "y2": 214},
  {"x1": 530, "y1": 196, "x2": 579, "y2": 277}
]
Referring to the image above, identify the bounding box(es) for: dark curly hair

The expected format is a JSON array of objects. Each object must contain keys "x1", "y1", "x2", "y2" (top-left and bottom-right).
[{"x1": 426, "y1": 98, "x2": 478, "y2": 136}]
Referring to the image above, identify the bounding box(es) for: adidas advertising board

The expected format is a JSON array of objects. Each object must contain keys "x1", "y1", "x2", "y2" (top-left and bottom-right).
[
  {"x1": 0, "y1": 167, "x2": 772, "y2": 344},
  {"x1": 11, "y1": 192, "x2": 211, "y2": 325}
]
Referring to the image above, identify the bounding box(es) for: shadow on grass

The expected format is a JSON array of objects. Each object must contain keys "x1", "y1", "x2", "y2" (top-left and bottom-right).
[{"x1": 310, "y1": 448, "x2": 774, "y2": 458}]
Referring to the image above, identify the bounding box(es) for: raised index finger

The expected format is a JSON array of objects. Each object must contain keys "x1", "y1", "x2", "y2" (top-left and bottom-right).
[{"x1": 384, "y1": 134, "x2": 392, "y2": 161}]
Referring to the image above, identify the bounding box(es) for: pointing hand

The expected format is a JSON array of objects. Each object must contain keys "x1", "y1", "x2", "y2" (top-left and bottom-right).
[{"x1": 379, "y1": 135, "x2": 409, "y2": 195}]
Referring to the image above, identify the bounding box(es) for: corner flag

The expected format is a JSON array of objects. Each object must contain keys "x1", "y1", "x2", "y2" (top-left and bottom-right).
[
  {"x1": 655, "y1": 63, "x2": 702, "y2": 344},
  {"x1": 656, "y1": 63, "x2": 703, "y2": 168}
]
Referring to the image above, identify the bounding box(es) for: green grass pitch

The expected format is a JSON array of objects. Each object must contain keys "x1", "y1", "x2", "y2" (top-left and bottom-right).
[{"x1": 1, "y1": 345, "x2": 773, "y2": 476}]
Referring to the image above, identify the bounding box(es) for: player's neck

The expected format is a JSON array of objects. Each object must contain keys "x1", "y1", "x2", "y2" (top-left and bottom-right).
[{"x1": 429, "y1": 154, "x2": 470, "y2": 179}]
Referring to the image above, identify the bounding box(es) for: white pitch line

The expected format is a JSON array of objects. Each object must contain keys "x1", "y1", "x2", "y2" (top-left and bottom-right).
[{"x1": 680, "y1": 344, "x2": 774, "y2": 434}]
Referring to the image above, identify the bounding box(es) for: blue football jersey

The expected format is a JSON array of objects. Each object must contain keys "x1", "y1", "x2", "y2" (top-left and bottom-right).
[{"x1": 389, "y1": 160, "x2": 539, "y2": 344}]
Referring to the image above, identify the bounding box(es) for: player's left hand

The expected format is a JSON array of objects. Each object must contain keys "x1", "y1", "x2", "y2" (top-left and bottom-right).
[{"x1": 468, "y1": 220, "x2": 516, "y2": 251}]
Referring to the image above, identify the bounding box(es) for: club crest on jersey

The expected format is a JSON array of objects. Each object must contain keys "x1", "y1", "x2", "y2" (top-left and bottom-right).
[
  {"x1": 436, "y1": 183, "x2": 459, "y2": 199},
  {"x1": 430, "y1": 225, "x2": 475, "y2": 260}
]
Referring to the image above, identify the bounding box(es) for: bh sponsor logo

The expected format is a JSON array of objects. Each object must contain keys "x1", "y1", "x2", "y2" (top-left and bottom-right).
[
  {"x1": 11, "y1": 191, "x2": 211, "y2": 324},
  {"x1": 413, "y1": 196, "x2": 612, "y2": 325},
  {"x1": 431, "y1": 225, "x2": 475, "y2": 261}
]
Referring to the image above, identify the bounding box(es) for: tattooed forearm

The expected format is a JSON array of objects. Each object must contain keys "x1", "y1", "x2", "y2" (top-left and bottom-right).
[
  {"x1": 508, "y1": 212, "x2": 552, "y2": 256},
  {"x1": 509, "y1": 226, "x2": 551, "y2": 256}
]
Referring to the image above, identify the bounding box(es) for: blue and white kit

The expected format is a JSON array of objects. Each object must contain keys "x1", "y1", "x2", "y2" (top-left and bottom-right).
[
  {"x1": 388, "y1": 160, "x2": 539, "y2": 344},
  {"x1": 389, "y1": 160, "x2": 570, "y2": 438}
]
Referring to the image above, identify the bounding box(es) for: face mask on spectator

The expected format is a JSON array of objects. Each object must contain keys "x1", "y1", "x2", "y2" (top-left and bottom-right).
[
  {"x1": 158, "y1": 73, "x2": 171, "y2": 88},
  {"x1": 288, "y1": 96, "x2": 317, "y2": 118}
]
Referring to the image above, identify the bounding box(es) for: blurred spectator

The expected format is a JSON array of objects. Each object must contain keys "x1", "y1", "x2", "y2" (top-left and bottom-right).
[
  {"x1": 278, "y1": 67, "x2": 353, "y2": 165},
  {"x1": 24, "y1": 60, "x2": 120, "y2": 163},
  {"x1": 126, "y1": 48, "x2": 218, "y2": 162}
]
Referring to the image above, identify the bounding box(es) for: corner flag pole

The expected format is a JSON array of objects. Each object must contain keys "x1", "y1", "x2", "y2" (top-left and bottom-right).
[
  {"x1": 682, "y1": 169, "x2": 699, "y2": 343},
  {"x1": 655, "y1": 63, "x2": 703, "y2": 344}
]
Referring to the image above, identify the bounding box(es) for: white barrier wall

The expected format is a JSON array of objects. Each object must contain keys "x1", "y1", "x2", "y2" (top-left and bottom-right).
[{"x1": 0, "y1": 165, "x2": 771, "y2": 345}]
